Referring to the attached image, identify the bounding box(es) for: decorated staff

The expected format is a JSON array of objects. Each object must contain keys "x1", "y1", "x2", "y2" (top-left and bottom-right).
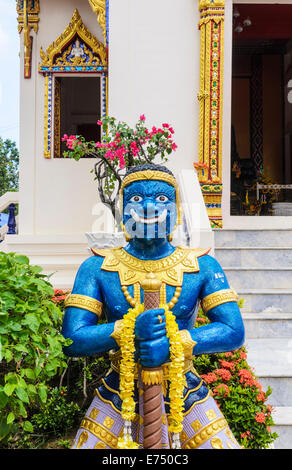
[{"x1": 140, "y1": 273, "x2": 163, "y2": 449}]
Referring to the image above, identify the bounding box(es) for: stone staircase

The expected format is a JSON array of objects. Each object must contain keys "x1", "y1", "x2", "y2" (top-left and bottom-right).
[{"x1": 214, "y1": 229, "x2": 292, "y2": 450}]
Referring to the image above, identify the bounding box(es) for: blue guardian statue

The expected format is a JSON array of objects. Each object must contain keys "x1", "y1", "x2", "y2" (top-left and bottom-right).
[{"x1": 62, "y1": 164, "x2": 245, "y2": 449}]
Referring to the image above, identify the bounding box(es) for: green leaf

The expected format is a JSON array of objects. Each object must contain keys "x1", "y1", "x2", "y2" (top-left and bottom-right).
[
  {"x1": 23, "y1": 313, "x2": 40, "y2": 333},
  {"x1": 7, "y1": 412, "x2": 15, "y2": 425},
  {"x1": 23, "y1": 421, "x2": 34, "y2": 433},
  {"x1": 14, "y1": 255, "x2": 29, "y2": 265},
  {"x1": 22, "y1": 368, "x2": 35, "y2": 380},
  {"x1": 38, "y1": 385, "x2": 47, "y2": 404},
  {"x1": 3, "y1": 349, "x2": 13, "y2": 362},
  {"x1": 17, "y1": 400, "x2": 27, "y2": 418},
  {"x1": 3, "y1": 383, "x2": 15, "y2": 397},
  {"x1": 15, "y1": 387, "x2": 29, "y2": 404},
  {"x1": 0, "y1": 392, "x2": 9, "y2": 409},
  {"x1": 14, "y1": 344, "x2": 29, "y2": 353}
]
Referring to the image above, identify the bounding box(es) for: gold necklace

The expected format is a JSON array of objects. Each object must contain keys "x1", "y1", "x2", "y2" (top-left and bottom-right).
[{"x1": 122, "y1": 282, "x2": 182, "y2": 309}]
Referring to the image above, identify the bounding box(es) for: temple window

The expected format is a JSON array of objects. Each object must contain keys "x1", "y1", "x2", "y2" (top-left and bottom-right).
[
  {"x1": 54, "y1": 76, "x2": 102, "y2": 158},
  {"x1": 39, "y1": 9, "x2": 108, "y2": 159}
]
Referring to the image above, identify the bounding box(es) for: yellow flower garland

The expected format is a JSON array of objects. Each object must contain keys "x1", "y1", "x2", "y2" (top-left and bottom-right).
[{"x1": 117, "y1": 303, "x2": 185, "y2": 449}]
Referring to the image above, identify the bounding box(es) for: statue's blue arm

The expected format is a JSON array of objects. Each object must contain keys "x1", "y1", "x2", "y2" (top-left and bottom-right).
[
  {"x1": 188, "y1": 254, "x2": 245, "y2": 355},
  {"x1": 62, "y1": 256, "x2": 116, "y2": 357}
]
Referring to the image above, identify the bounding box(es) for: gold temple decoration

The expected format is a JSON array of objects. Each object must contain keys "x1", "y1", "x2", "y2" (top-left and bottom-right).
[
  {"x1": 39, "y1": 8, "x2": 108, "y2": 159},
  {"x1": 76, "y1": 430, "x2": 89, "y2": 449},
  {"x1": 141, "y1": 369, "x2": 163, "y2": 386},
  {"x1": 17, "y1": 0, "x2": 40, "y2": 79},
  {"x1": 196, "y1": 0, "x2": 225, "y2": 228},
  {"x1": 17, "y1": 0, "x2": 40, "y2": 34},
  {"x1": 211, "y1": 436, "x2": 224, "y2": 449},
  {"x1": 201, "y1": 288, "x2": 238, "y2": 314},
  {"x1": 92, "y1": 246, "x2": 210, "y2": 288},
  {"x1": 53, "y1": 78, "x2": 61, "y2": 158},
  {"x1": 88, "y1": 0, "x2": 107, "y2": 45},
  {"x1": 191, "y1": 419, "x2": 202, "y2": 433},
  {"x1": 39, "y1": 9, "x2": 107, "y2": 72},
  {"x1": 110, "y1": 319, "x2": 124, "y2": 347},
  {"x1": 183, "y1": 417, "x2": 228, "y2": 449},
  {"x1": 179, "y1": 330, "x2": 197, "y2": 359},
  {"x1": 80, "y1": 417, "x2": 118, "y2": 448},
  {"x1": 43, "y1": 73, "x2": 52, "y2": 159},
  {"x1": 64, "y1": 294, "x2": 103, "y2": 318}
]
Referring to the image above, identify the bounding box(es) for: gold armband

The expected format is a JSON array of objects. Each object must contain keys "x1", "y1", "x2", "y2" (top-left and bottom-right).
[
  {"x1": 201, "y1": 288, "x2": 238, "y2": 314},
  {"x1": 64, "y1": 294, "x2": 103, "y2": 318},
  {"x1": 179, "y1": 330, "x2": 197, "y2": 359},
  {"x1": 110, "y1": 319, "x2": 124, "y2": 347}
]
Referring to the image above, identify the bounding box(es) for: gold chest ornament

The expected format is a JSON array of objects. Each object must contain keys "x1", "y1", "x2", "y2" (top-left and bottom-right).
[{"x1": 92, "y1": 246, "x2": 210, "y2": 308}]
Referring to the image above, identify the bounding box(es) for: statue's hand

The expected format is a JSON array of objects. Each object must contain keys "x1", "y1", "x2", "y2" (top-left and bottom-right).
[
  {"x1": 138, "y1": 336, "x2": 170, "y2": 368},
  {"x1": 135, "y1": 308, "x2": 166, "y2": 341}
]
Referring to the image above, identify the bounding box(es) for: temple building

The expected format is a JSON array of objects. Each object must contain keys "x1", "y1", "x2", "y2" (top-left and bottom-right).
[{"x1": 0, "y1": 0, "x2": 292, "y2": 448}]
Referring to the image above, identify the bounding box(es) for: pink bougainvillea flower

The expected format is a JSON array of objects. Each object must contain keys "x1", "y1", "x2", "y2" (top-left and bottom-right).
[
  {"x1": 140, "y1": 114, "x2": 146, "y2": 121},
  {"x1": 171, "y1": 143, "x2": 178, "y2": 151},
  {"x1": 62, "y1": 134, "x2": 68, "y2": 142},
  {"x1": 97, "y1": 120, "x2": 103, "y2": 125}
]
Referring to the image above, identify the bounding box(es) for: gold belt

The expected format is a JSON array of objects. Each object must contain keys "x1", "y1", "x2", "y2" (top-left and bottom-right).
[{"x1": 109, "y1": 349, "x2": 198, "y2": 380}]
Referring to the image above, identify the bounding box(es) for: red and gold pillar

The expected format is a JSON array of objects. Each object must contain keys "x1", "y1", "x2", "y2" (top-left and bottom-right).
[{"x1": 196, "y1": 0, "x2": 225, "y2": 228}]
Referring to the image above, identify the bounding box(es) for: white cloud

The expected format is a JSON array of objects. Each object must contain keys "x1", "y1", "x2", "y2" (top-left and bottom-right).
[{"x1": 0, "y1": 81, "x2": 2, "y2": 106}]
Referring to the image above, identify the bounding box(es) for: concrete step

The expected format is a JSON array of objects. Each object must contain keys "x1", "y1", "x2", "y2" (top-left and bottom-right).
[
  {"x1": 237, "y1": 289, "x2": 292, "y2": 313},
  {"x1": 272, "y1": 407, "x2": 292, "y2": 449},
  {"x1": 244, "y1": 338, "x2": 292, "y2": 448},
  {"x1": 245, "y1": 338, "x2": 292, "y2": 378},
  {"x1": 245, "y1": 338, "x2": 292, "y2": 448},
  {"x1": 224, "y1": 267, "x2": 292, "y2": 290},
  {"x1": 215, "y1": 247, "x2": 292, "y2": 268},
  {"x1": 242, "y1": 313, "x2": 292, "y2": 339},
  {"x1": 245, "y1": 338, "x2": 292, "y2": 406},
  {"x1": 214, "y1": 229, "x2": 292, "y2": 248},
  {"x1": 223, "y1": 266, "x2": 292, "y2": 293}
]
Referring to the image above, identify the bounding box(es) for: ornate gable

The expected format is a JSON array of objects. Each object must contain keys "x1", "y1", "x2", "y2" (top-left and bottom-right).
[{"x1": 39, "y1": 9, "x2": 107, "y2": 73}]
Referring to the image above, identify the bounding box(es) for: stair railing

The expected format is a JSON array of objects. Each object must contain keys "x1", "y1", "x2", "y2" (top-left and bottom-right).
[{"x1": 0, "y1": 192, "x2": 19, "y2": 242}]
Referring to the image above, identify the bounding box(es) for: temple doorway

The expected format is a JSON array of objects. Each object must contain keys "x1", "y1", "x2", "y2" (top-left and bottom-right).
[{"x1": 231, "y1": 4, "x2": 292, "y2": 216}]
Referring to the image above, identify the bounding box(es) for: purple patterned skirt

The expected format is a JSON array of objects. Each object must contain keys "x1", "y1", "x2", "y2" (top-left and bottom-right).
[{"x1": 71, "y1": 363, "x2": 241, "y2": 450}]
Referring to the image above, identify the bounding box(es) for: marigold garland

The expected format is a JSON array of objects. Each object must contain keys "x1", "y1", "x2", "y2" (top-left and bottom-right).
[{"x1": 117, "y1": 303, "x2": 185, "y2": 449}]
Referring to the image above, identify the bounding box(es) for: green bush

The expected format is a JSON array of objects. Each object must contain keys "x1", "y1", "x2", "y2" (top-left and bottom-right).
[
  {"x1": 31, "y1": 387, "x2": 80, "y2": 436},
  {"x1": 0, "y1": 252, "x2": 72, "y2": 444}
]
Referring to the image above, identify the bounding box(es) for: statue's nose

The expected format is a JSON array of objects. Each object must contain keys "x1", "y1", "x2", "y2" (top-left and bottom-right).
[{"x1": 143, "y1": 201, "x2": 157, "y2": 217}]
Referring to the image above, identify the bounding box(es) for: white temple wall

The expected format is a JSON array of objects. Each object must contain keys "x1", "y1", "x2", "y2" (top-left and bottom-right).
[
  {"x1": 109, "y1": 0, "x2": 212, "y2": 246},
  {"x1": 19, "y1": 0, "x2": 103, "y2": 236},
  {"x1": 18, "y1": 0, "x2": 211, "y2": 242}
]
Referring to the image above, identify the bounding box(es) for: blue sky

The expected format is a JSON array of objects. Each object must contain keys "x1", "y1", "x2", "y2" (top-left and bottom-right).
[{"x1": 0, "y1": 0, "x2": 20, "y2": 146}]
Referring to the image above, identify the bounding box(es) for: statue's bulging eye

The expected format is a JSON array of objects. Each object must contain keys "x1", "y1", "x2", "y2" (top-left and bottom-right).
[
  {"x1": 156, "y1": 195, "x2": 169, "y2": 202},
  {"x1": 130, "y1": 195, "x2": 143, "y2": 203}
]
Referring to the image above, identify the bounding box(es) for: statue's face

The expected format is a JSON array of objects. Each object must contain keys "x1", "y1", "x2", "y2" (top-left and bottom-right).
[{"x1": 122, "y1": 180, "x2": 177, "y2": 240}]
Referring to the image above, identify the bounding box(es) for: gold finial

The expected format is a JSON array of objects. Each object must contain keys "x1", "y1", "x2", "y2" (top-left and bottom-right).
[{"x1": 141, "y1": 273, "x2": 162, "y2": 293}]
